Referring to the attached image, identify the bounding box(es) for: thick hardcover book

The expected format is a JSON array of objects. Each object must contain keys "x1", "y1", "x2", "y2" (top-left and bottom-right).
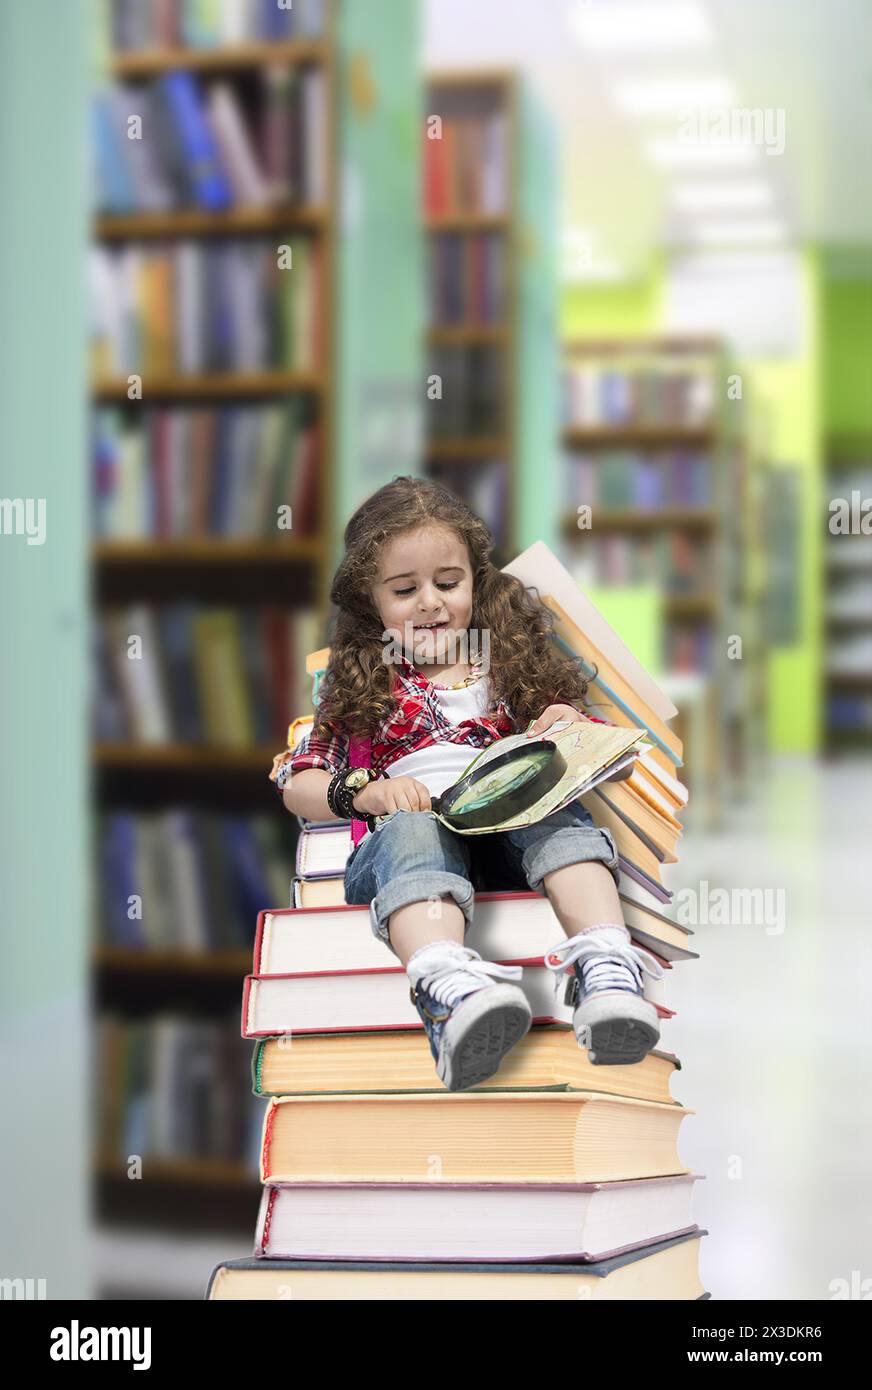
[{"x1": 205, "y1": 1228, "x2": 708, "y2": 1300}]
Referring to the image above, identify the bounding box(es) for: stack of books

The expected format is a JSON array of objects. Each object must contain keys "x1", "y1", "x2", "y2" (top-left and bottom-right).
[{"x1": 207, "y1": 543, "x2": 709, "y2": 1299}]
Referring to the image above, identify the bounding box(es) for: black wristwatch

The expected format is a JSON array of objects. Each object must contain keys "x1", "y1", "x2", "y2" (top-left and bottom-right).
[{"x1": 329, "y1": 766, "x2": 381, "y2": 828}]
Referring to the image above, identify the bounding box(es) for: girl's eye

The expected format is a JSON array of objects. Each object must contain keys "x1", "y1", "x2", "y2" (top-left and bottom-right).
[{"x1": 393, "y1": 581, "x2": 459, "y2": 597}]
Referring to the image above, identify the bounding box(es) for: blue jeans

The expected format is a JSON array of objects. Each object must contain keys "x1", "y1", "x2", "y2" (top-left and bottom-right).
[{"x1": 343, "y1": 800, "x2": 620, "y2": 959}]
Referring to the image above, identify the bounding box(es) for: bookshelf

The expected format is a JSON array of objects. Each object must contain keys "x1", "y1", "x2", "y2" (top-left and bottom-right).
[
  {"x1": 90, "y1": 0, "x2": 422, "y2": 1266},
  {"x1": 422, "y1": 71, "x2": 558, "y2": 562},
  {"x1": 730, "y1": 390, "x2": 770, "y2": 779},
  {"x1": 557, "y1": 336, "x2": 755, "y2": 815},
  {"x1": 823, "y1": 434, "x2": 872, "y2": 749}
]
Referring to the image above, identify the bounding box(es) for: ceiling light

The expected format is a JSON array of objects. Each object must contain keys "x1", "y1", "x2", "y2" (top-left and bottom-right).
[
  {"x1": 611, "y1": 76, "x2": 734, "y2": 117},
  {"x1": 689, "y1": 220, "x2": 789, "y2": 244},
  {"x1": 569, "y1": 1, "x2": 712, "y2": 53},
  {"x1": 644, "y1": 135, "x2": 756, "y2": 168},
  {"x1": 671, "y1": 180, "x2": 775, "y2": 211}
]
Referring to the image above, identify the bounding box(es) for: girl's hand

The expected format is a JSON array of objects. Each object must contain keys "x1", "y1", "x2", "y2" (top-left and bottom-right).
[
  {"x1": 352, "y1": 776, "x2": 432, "y2": 816},
  {"x1": 525, "y1": 703, "x2": 584, "y2": 737}
]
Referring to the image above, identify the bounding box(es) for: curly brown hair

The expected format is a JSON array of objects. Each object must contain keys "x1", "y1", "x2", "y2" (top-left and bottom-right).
[{"x1": 314, "y1": 476, "x2": 591, "y2": 738}]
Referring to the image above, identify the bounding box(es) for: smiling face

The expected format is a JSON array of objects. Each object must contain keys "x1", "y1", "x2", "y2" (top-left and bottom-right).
[{"x1": 371, "y1": 524, "x2": 474, "y2": 674}]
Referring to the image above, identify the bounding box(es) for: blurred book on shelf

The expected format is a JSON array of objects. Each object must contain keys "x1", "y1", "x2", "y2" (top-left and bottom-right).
[
  {"x1": 825, "y1": 438, "x2": 872, "y2": 747},
  {"x1": 94, "y1": 1011, "x2": 263, "y2": 1175},
  {"x1": 90, "y1": 236, "x2": 324, "y2": 378},
  {"x1": 426, "y1": 343, "x2": 503, "y2": 439},
  {"x1": 95, "y1": 807, "x2": 293, "y2": 951},
  {"x1": 664, "y1": 625, "x2": 713, "y2": 676},
  {"x1": 563, "y1": 449, "x2": 713, "y2": 509},
  {"x1": 93, "y1": 67, "x2": 327, "y2": 213},
  {"x1": 562, "y1": 356, "x2": 715, "y2": 428},
  {"x1": 828, "y1": 692, "x2": 872, "y2": 734},
  {"x1": 569, "y1": 535, "x2": 712, "y2": 603},
  {"x1": 826, "y1": 635, "x2": 872, "y2": 677},
  {"x1": 93, "y1": 603, "x2": 318, "y2": 747},
  {"x1": 827, "y1": 575, "x2": 872, "y2": 619},
  {"x1": 92, "y1": 401, "x2": 318, "y2": 540},
  {"x1": 428, "y1": 232, "x2": 505, "y2": 325},
  {"x1": 108, "y1": 0, "x2": 326, "y2": 51},
  {"x1": 422, "y1": 100, "x2": 508, "y2": 217},
  {"x1": 426, "y1": 459, "x2": 509, "y2": 545}
]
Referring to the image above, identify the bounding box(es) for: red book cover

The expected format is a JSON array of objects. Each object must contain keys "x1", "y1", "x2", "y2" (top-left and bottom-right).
[
  {"x1": 423, "y1": 123, "x2": 449, "y2": 216},
  {"x1": 189, "y1": 408, "x2": 213, "y2": 538},
  {"x1": 292, "y1": 425, "x2": 320, "y2": 534},
  {"x1": 153, "y1": 410, "x2": 172, "y2": 540}
]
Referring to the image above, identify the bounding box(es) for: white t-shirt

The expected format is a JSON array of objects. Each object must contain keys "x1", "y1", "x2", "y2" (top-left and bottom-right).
[{"x1": 386, "y1": 678, "x2": 492, "y2": 797}]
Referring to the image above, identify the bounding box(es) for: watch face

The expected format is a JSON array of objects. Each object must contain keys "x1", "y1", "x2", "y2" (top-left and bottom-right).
[{"x1": 345, "y1": 768, "x2": 370, "y2": 791}]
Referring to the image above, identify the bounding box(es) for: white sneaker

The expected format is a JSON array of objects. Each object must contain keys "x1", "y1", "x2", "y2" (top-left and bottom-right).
[
  {"x1": 407, "y1": 940, "x2": 533, "y2": 1091},
  {"x1": 544, "y1": 924, "x2": 664, "y2": 1065}
]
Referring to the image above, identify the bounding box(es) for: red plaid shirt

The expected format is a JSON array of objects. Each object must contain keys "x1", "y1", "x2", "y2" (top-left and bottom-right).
[{"x1": 270, "y1": 653, "x2": 604, "y2": 795}]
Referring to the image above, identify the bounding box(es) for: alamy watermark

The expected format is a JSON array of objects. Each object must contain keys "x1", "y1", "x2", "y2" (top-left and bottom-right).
[
  {"x1": 382, "y1": 623, "x2": 491, "y2": 672},
  {"x1": 675, "y1": 880, "x2": 786, "y2": 935},
  {"x1": 0, "y1": 497, "x2": 46, "y2": 545},
  {"x1": 678, "y1": 106, "x2": 786, "y2": 156},
  {"x1": 1, "y1": 1275, "x2": 47, "y2": 1299},
  {"x1": 828, "y1": 492, "x2": 872, "y2": 534}
]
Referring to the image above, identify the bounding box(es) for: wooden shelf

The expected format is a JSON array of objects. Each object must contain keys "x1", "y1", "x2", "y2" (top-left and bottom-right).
[
  {"x1": 93, "y1": 539, "x2": 321, "y2": 565},
  {"x1": 94, "y1": 207, "x2": 327, "y2": 240},
  {"x1": 563, "y1": 335, "x2": 723, "y2": 357},
  {"x1": 425, "y1": 213, "x2": 509, "y2": 232},
  {"x1": 110, "y1": 39, "x2": 327, "y2": 77},
  {"x1": 96, "y1": 1155, "x2": 258, "y2": 1188},
  {"x1": 93, "y1": 371, "x2": 323, "y2": 401},
  {"x1": 826, "y1": 671, "x2": 872, "y2": 687},
  {"x1": 561, "y1": 508, "x2": 715, "y2": 534},
  {"x1": 425, "y1": 439, "x2": 508, "y2": 462},
  {"x1": 427, "y1": 324, "x2": 509, "y2": 346},
  {"x1": 665, "y1": 595, "x2": 716, "y2": 618},
  {"x1": 426, "y1": 68, "x2": 515, "y2": 91},
  {"x1": 95, "y1": 947, "x2": 251, "y2": 975},
  {"x1": 94, "y1": 744, "x2": 279, "y2": 771},
  {"x1": 825, "y1": 614, "x2": 872, "y2": 629},
  {"x1": 562, "y1": 424, "x2": 715, "y2": 449}
]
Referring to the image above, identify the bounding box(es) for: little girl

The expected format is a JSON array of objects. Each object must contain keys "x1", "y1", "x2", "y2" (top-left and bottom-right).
[{"x1": 273, "y1": 477, "x2": 663, "y2": 1091}]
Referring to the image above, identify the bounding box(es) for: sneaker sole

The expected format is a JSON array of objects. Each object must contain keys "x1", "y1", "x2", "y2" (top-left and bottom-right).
[
  {"x1": 574, "y1": 993, "x2": 660, "y2": 1065},
  {"x1": 436, "y1": 984, "x2": 532, "y2": 1092}
]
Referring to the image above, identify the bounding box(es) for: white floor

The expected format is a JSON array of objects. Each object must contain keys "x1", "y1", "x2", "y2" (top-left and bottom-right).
[{"x1": 663, "y1": 755, "x2": 872, "y2": 1300}]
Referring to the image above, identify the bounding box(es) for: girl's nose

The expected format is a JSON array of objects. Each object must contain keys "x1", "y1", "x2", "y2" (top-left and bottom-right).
[{"x1": 418, "y1": 585, "x2": 444, "y2": 611}]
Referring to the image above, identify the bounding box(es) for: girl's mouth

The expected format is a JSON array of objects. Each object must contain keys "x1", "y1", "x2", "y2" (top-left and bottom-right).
[{"x1": 413, "y1": 621, "x2": 449, "y2": 631}]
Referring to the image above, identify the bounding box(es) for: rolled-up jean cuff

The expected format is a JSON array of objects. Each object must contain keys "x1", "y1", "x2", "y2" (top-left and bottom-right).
[
  {"x1": 369, "y1": 871, "x2": 476, "y2": 957},
  {"x1": 521, "y1": 826, "x2": 620, "y2": 895}
]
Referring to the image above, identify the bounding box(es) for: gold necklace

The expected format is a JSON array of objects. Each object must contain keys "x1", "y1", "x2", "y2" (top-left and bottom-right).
[{"x1": 441, "y1": 658, "x2": 484, "y2": 691}]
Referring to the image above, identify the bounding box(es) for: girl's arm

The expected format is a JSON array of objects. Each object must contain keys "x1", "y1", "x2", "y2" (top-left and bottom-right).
[
  {"x1": 282, "y1": 768, "x2": 340, "y2": 822},
  {"x1": 271, "y1": 724, "x2": 350, "y2": 820}
]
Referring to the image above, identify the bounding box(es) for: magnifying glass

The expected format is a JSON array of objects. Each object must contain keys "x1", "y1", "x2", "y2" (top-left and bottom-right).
[{"x1": 429, "y1": 739, "x2": 567, "y2": 830}]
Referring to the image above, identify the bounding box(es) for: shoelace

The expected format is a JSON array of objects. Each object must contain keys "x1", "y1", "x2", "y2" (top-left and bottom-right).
[
  {"x1": 544, "y1": 926, "x2": 664, "y2": 1000},
  {"x1": 414, "y1": 948, "x2": 523, "y2": 1011}
]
